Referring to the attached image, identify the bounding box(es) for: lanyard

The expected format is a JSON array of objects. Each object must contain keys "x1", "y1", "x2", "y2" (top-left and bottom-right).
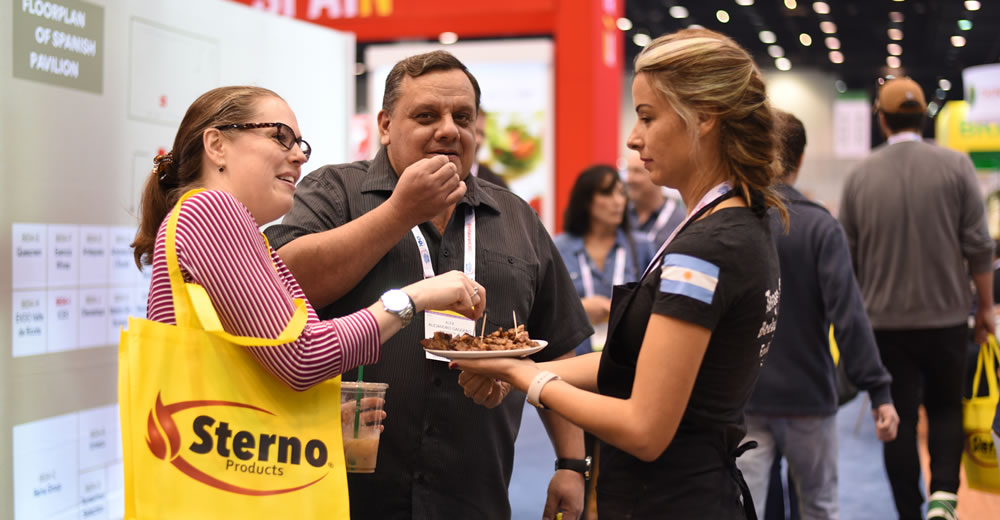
[
  {"x1": 645, "y1": 198, "x2": 677, "y2": 243},
  {"x1": 642, "y1": 182, "x2": 734, "y2": 280},
  {"x1": 411, "y1": 207, "x2": 476, "y2": 280},
  {"x1": 578, "y1": 246, "x2": 626, "y2": 298}
]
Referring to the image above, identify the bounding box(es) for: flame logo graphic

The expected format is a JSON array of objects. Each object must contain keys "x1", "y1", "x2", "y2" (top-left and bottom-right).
[
  {"x1": 145, "y1": 392, "x2": 329, "y2": 495},
  {"x1": 146, "y1": 393, "x2": 181, "y2": 461}
]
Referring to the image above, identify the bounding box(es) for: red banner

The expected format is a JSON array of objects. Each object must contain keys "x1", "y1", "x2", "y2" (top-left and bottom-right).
[{"x1": 229, "y1": 0, "x2": 622, "y2": 232}]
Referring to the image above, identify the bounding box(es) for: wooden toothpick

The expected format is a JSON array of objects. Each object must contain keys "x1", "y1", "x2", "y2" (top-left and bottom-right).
[
  {"x1": 512, "y1": 310, "x2": 518, "y2": 331},
  {"x1": 480, "y1": 313, "x2": 487, "y2": 339}
]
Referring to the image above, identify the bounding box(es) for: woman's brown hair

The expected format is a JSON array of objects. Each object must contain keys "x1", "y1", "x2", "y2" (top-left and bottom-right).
[
  {"x1": 634, "y1": 28, "x2": 788, "y2": 225},
  {"x1": 131, "y1": 86, "x2": 281, "y2": 268}
]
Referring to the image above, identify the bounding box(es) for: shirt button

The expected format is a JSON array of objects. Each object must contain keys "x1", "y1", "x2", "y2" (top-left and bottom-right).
[
  {"x1": 442, "y1": 249, "x2": 450, "y2": 257},
  {"x1": 424, "y1": 424, "x2": 434, "y2": 435},
  {"x1": 432, "y1": 376, "x2": 442, "y2": 386},
  {"x1": 414, "y1": 472, "x2": 425, "y2": 483},
  {"x1": 508, "y1": 256, "x2": 515, "y2": 264}
]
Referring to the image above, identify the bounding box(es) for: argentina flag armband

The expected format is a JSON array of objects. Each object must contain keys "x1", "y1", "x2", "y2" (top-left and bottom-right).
[{"x1": 659, "y1": 254, "x2": 719, "y2": 304}]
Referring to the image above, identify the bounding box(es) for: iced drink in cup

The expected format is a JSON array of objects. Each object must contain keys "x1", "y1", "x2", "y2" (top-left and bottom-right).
[{"x1": 340, "y1": 381, "x2": 388, "y2": 473}]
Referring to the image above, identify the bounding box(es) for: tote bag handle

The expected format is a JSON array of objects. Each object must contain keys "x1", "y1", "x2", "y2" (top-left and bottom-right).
[
  {"x1": 164, "y1": 189, "x2": 308, "y2": 346},
  {"x1": 971, "y1": 335, "x2": 1000, "y2": 399}
]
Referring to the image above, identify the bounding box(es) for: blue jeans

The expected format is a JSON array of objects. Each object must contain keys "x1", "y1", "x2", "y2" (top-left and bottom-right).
[{"x1": 737, "y1": 414, "x2": 839, "y2": 520}]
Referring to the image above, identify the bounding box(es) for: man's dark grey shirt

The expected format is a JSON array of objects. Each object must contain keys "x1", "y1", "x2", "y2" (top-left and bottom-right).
[{"x1": 265, "y1": 148, "x2": 592, "y2": 520}]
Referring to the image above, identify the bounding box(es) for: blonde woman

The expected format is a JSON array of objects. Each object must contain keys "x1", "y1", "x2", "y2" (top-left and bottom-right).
[{"x1": 454, "y1": 29, "x2": 786, "y2": 519}]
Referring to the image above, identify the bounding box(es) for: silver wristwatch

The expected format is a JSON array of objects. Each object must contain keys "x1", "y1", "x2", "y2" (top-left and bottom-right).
[{"x1": 380, "y1": 289, "x2": 414, "y2": 328}]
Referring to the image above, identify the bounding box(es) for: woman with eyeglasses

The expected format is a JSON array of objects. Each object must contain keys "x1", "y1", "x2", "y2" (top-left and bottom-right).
[{"x1": 132, "y1": 86, "x2": 484, "y2": 390}]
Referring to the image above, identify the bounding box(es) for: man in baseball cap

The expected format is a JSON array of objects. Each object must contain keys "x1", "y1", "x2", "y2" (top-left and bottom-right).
[
  {"x1": 875, "y1": 77, "x2": 927, "y2": 114},
  {"x1": 840, "y1": 76, "x2": 995, "y2": 520}
]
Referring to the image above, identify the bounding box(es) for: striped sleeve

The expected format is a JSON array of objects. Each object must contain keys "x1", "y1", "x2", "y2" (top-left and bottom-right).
[{"x1": 152, "y1": 190, "x2": 380, "y2": 391}]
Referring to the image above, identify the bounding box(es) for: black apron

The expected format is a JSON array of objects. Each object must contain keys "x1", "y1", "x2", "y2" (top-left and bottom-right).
[{"x1": 595, "y1": 191, "x2": 759, "y2": 520}]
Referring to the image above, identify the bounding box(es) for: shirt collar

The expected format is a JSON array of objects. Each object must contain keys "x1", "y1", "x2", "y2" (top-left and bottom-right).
[
  {"x1": 887, "y1": 131, "x2": 922, "y2": 145},
  {"x1": 627, "y1": 201, "x2": 663, "y2": 227},
  {"x1": 776, "y1": 182, "x2": 806, "y2": 202},
  {"x1": 361, "y1": 147, "x2": 501, "y2": 214},
  {"x1": 565, "y1": 229, "x2": 630, "y2": 256}
]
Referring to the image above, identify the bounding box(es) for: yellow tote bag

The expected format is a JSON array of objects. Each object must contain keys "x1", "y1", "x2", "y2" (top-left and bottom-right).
[
  {"x1": 119, "y1": 190, "x2": 351, "y2": 519},
  {"x1": 962, "y1": 335, "x2": 1000, "y2": 494}
]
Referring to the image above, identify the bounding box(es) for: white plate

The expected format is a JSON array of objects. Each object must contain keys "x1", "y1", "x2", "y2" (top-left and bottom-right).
[{"x1": 423, "y1": 340, "x2": 547, "y2": 360}]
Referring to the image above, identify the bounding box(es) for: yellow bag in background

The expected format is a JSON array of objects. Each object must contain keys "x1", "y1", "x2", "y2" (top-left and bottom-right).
[
  {"x1": 119, "y1": 190, "x2": 350, "y2": 519},
  {"x1": 962, "y1": 335, "x2": 1000, "y2": 494}
]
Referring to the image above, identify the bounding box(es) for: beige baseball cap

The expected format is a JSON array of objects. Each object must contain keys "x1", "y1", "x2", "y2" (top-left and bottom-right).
[{"x1": 876, "y1": 77, "x2": 927, "y2": 114}]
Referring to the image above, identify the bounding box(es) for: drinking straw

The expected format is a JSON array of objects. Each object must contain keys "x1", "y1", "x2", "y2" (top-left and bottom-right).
[{"x1": 353, "y1": 365, "x2": 364, "y2": 438}]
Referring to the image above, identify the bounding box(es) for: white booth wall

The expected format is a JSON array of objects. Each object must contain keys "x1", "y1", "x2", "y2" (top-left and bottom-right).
[{"x1": 1, "y1": 1, "x2": 354, "y2": 518}]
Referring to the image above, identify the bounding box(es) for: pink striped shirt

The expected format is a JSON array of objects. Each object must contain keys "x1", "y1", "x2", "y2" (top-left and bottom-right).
[{"x1": 146, "y1": 190, "x2": 380, "y2": 391}]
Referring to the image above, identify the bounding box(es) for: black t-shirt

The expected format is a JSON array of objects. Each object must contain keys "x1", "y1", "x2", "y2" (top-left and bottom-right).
[{"x1": 600, "y1": 206, "x2": 780, "y2": 441}]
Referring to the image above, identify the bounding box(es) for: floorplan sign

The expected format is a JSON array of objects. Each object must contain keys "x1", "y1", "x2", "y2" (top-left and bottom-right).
[{"x1": 13, "y1": 0, "x2": 104, "y2": 93}]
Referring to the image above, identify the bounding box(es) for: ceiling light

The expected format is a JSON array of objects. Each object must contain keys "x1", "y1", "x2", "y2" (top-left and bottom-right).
[
  {"x1": 785, "y1": 0, "x2": 797, "y2": 8},
  {"x1": 824, "y1": 37, "x2": 840, "y2": 50},
  {"x1": 951, "y1": 35, "x2": 966, "y2": 47},
  {"x1": 716, "y1": 10, "x2": 730, "y2": 23},
  {"x1": 928, "y1": 101, "x2": 940, "y2": 117},
  {"x1": 616, "y1": 17, "x2": 633, "y2": 31},
  {"x1": 889, "y1": 11, "x2": 904, "y2": 23},
  {"x1": 812, "y1": 2, "x2": 830, "y2": 15},
  {"x1": 887, "y1": 56, "x2": 901, "y2": 68},
  {"x1": 735, "y1": 0, "x2": 755, "y2": 6},
  {"x1": 768, "y1": 45, "x2": 785, "y2": 58},
  {"x1": 888, "y1": 43, "x2": 902, "y2": 55},
  {"x1": 799, "y1": 33, "x2": 813, "y2": 46},
  {"x1": 829, "y1": 51, "x2": 844, "y2": 64},
  {"x1": 438, "y1": 32, "x2": 458, "y2": 45},
  {"x1": 633, "y1": 33, "x2": 652, "y2": 47},
  {"x1": 820, "y1": 21, "x2": 837, "y2": 34},
  {"x1": 888, "y1": 28, "x2": 903, "y2": 40},
  {"x1": 688, "y1": 24, "x2": 704, "y2": 29},
  {"x1": 775, "y1": 57, "x2": 792, "y2": 71},
  {"x1": 966, "y1": 1, "x2": 981, "y2": 11},
  {"x1": 835, "y1": 80, "x2": 847, "y2": 93},
  {"x1": 759, "y1": 30, "x2": 777, "y2": 44},
  {"x1": 958, "y1": 20, "x2": 973, "y2": 31},
  {"x1": 939, "y1": 78, "x2": 952, "y2": 91},
  {"x1": 669, "y1": 6, "x2": 689, "y2": 19},
  {"x1": 936, "y1": 88, "x2": 947, "y2": 99}
]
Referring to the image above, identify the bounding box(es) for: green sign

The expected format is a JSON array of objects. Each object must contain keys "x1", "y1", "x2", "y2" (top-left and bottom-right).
[{"x1": 13, "y1": 0, "x2": 104, "y2": 94}]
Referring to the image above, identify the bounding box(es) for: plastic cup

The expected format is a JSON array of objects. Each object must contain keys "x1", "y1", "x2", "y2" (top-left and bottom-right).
[{"x1": 340, "y1": 381, "x2": 388, "y2": 473}]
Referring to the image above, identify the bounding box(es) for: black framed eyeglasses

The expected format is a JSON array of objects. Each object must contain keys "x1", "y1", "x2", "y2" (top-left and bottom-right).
[{"x1": 215, "y1": 122, "x2": 311, "y2": 160}]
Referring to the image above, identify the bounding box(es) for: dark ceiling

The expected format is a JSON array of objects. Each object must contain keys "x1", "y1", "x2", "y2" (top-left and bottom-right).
[{"x1": 623, "y1": 0, "x2": 1000, "y2": 106}]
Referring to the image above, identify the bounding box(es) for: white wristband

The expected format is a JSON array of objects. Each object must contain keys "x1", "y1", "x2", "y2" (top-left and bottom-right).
[{"x1": 526, "y1": 371, "x2": 561, "y2": 409}]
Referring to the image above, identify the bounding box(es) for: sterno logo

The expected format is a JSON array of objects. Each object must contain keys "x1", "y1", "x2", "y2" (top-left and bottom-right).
[
  {"x1": 146, "y1": 392, "x2": 329, "y2": 495},
  {"x1": 965, "y1": 430, "x2": 997, "y2": 467}
]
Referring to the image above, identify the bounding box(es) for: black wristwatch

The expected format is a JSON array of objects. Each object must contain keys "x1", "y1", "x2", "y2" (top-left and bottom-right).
[{"x1": 554, "y1": 456, "x2": 592, "y2": 480}]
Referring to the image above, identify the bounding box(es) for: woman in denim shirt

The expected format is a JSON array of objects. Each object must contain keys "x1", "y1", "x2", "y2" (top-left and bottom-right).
[{"x1": 554, "y1": 164, "x2": 654, "y2": 356}]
